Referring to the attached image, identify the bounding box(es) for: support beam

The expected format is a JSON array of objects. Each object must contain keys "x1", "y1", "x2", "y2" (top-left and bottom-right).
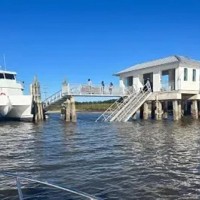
[
  {"x1": 163, "y1": 101, "x2": 168, "y2": 119},
  {"x1": 173, "y1": 100, "x2": 181, "y2": 121},
  {"x1": 155, "y1": 101, "x2": 163, "y2": 120},
  {"x1": 143, "y1": 102, "x2": 149, "y2": 120}
]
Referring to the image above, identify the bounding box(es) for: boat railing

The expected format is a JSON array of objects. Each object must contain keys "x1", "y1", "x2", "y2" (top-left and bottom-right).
[{"x1": 0, "y1": 172, "x2": 99, "y2": 200}]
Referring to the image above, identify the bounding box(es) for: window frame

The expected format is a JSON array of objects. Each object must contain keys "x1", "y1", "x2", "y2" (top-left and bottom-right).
[
  {"x1": 184, "y1": 68, "x2": 188, "y2": 81},
  {"x1": 192, "y1": 69, "x2": 196, "y2": 82}
]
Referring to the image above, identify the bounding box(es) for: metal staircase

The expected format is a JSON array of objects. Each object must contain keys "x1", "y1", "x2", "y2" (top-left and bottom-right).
[{"x1": 96, "y1": 82, "x2": 152, "y2": 122}]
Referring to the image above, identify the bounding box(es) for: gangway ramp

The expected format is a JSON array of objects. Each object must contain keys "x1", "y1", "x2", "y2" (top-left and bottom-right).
[{"x1": 96, "y1": 82, "x2": 152, "y2": 122}]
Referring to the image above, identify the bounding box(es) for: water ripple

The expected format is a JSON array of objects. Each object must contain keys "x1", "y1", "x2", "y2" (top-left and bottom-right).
[{"x1": 1, "y1": 114, "x2": 200, "y2": 199}]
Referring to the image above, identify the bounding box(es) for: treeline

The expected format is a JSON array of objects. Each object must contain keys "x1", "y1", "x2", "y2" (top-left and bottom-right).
[
  {"x1": 48, "y1": 99, "x2": 116, "y2": 112},
  {"x1": 76, "y1": 99, "x2": 115, "y2": 105}
]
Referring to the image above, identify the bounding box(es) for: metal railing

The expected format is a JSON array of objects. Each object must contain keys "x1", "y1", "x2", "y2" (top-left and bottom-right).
[
  {"x1": 0, "y1": 172, "x2": 99, "y2": 200},
  {"x1": 43, "y1": 83, "x2": 127, "y2": 108},
  {"x1": 95, "y1": 86, "x2": 137, "y2": 122},
  {"x1": 43, "y1": 90, "x2": 62, "y2": 107},
  {"x1": 96, "y1": 82, "x2": 152, "y2": 122},
  {"x1": 64, "y1": 83, "x2": 125, "y2": 96},
  {"x1": 115, "y1": 85, "x2": 152, "y2": 122}
]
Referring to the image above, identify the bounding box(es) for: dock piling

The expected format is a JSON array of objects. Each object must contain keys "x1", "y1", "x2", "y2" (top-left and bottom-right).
[{"x1": 31, "y1": 77, "x2": 45, "y2": 122}]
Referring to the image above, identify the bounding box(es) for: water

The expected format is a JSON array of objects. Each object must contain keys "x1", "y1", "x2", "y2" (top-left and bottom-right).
[{"x1": 1, "y1": 113, "x2": 200, "y2": 199}]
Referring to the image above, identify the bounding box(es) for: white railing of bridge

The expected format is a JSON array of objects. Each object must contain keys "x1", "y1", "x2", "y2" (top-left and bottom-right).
[
  {"x1": 43, "y1": 83, "x2": 131, "y2": 108},
  {"x1": 43, "y1": 90, "x2": 62, "y2": 108},
  {"x1": 66, "y1": 83, "x2": 125, "y2": 96}
]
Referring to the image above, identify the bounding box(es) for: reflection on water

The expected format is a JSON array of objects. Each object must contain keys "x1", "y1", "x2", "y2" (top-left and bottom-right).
[{"x1": 1, "y1": 113, "x2": 200, "y2": 199}]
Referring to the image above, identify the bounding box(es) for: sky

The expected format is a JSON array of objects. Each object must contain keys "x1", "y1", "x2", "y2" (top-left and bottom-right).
[{"x1": 0, "y1": 0, "x2": 200, "y2": 100}]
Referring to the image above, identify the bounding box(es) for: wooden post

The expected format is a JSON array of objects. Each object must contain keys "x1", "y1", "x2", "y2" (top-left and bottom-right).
[
  {"x1": 61, "y1": 104, "x2": 66, "y2": 120},
  {"x1": 31, "y1": 76, "x2": 44, "y2": 122}
]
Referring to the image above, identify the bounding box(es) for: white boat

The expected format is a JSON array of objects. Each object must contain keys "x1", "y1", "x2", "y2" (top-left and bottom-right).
[{"x1": 0, "y1": 69, "x2": 33, "y2": 121}]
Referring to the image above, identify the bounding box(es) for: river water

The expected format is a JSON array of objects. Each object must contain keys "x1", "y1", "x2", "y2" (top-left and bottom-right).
[{"x1": 1, "y1": 112, "x2": 200, "y2": 199}]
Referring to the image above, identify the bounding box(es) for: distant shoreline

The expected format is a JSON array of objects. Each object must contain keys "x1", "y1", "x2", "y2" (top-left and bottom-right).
[{"x1": 46, "y1": 110, "x2": 104, "y2": 114}]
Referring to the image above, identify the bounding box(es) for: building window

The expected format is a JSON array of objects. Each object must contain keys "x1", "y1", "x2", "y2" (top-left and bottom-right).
[
  {"x1": 126, "y1": 76, "x2": 133, "y2": 86},
  {"x1": 184, "y1": 68, "x2": 188, "y2": 81},
  {"x1": 192, "y1": 69, "x2": 196, "y2": 81}
]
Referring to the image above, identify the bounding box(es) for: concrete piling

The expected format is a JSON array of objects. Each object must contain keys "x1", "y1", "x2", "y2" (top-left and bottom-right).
[
  {"x1": 173, "y1": 100, "x2": 182, "y2": 121},
  {"x1": 71, "y1": 96, "x2": 77, "y2": 122},
  {"x1": 143, "y1": 102, "x2": 149, "y2": 119},
  {"x1": 163, "y1": 101, "x2": 168, "y2": 119},
  {"x1": 155, "y1": 101, "x2": 163, "y2": 120},
  {"x1": 191, "y1": 100, "x2": 198, "y2": 119}
]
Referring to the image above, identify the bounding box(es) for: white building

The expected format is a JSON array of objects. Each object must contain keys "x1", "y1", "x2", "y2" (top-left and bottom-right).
[
  {"x1": 112, "y1": 55, "x2": 200, "y2": 121},
  {"x1": 115, "y1": 55, "x2": 200, "y2": 95}
]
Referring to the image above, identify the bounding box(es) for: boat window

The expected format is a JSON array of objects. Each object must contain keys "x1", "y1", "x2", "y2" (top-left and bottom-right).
[
  {"x1": 0, "y1": 73, "x2": 4, "y2": 79},
  {"x1": 5, "y1": 73, "x2": 15, "y2": 80}
]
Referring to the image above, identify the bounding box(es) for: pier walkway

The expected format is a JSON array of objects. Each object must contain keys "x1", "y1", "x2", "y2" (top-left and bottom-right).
[
  {"x1": 43, "y1": 82, "x2": 154, "y2": 122},
  {"x1": 43, "y1": 83, "x2": 127, "y2": 109}
]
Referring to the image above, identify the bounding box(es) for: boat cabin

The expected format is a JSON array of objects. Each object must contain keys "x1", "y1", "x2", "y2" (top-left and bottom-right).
[
  {"x1": 0, "y1": 70, "x2": 23, "y2": 95},
  {"x1": 0, "y1": 71, "x2": 16, "y2": 80}
]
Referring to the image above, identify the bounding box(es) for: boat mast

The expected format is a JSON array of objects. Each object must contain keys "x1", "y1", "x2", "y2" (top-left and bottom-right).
[{"x1": 3, "y1": 54, "x2": 6, "y2": 70}]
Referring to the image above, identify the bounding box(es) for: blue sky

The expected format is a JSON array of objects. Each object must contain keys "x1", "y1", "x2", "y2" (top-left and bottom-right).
[{"x1": 0, "y1": 0, "x2": 200, "y2": 99}]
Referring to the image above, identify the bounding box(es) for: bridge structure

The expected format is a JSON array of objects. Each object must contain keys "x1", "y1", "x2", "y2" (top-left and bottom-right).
[
  {"x1": 42, "y1": 81, "x2": 152, "y2": 122},
  {"x1": 43, "y1": 82, "x2": 127, "y2": 109}
]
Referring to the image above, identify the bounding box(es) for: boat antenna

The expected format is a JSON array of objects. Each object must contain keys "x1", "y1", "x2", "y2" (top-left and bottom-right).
[{"x1": 3, "y1": 54, "x2": 6, "y2": 70}]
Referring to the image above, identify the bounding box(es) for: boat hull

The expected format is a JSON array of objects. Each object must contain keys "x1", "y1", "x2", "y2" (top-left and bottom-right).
[
  {"x1": 0, "y1": 95, "x2": 12, "y2": 116},
  {"x1": 0, "y1": 95, "x2": 33, "y2": 121}
]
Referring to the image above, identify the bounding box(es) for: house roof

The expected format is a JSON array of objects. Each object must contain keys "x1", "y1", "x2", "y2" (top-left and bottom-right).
[{"x1": 115, "y1": 55, "x2": 200, "y2": 76}]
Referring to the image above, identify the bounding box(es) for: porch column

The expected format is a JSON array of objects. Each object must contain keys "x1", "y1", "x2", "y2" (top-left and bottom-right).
[{"x1": 191, "y1": 100, "x2": 198, "y2": 119}]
